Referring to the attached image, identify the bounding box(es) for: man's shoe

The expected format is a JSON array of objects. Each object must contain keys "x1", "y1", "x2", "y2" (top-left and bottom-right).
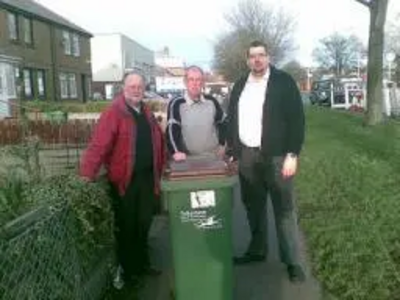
[
  {"x1": 287, "y1": 264, "x2": 306, "y2": 283},
  {"x1": 233, "y1": 253, "x2": 266, "y2": 265}
]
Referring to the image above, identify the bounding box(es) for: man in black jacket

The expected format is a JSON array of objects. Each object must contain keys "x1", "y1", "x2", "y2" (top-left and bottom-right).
[{"x1": 226, "y1": 40, "x2": 306, "y2": 283}]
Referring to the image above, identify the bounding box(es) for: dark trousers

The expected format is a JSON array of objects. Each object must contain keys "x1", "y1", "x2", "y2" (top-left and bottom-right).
[
  {"x1": 110, "y1": 169, "x2": 157, "y2": 279},
  {"x1": 238, "y1": 146, "x2": 300, "y2": 265}
]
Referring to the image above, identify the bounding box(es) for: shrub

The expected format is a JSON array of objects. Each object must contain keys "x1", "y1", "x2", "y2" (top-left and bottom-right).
[
  {"x1": 0, "y1": 135, "x2": 42, "y2": 225},
  {"x1": 24, "y1": 174, "x2": 114, "y2": 262},
  {"x1": 0, "y1": 132, "x2": 113, "y2": 252},
  {"x1": 22, "y1": 99, "x2": 165, "y2": 115}
]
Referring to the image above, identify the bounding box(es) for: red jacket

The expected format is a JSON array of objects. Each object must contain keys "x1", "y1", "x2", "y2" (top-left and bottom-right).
[{"x1": 80, "y1": 93, "x2": 166, "y2": 196}]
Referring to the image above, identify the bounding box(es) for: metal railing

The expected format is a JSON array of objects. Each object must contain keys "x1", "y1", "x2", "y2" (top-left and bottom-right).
[{"x1": 0, "y1": 201, "x2": 114, "y2": 300}]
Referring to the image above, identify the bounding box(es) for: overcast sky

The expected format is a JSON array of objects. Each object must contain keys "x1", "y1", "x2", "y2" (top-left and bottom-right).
[{"x1": 36, "y1": 0, "x2": 399, "y2": 68}]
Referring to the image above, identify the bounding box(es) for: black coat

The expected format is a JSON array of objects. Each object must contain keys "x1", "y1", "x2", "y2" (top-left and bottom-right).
[{"x1": 226, "y1": 66, "x2": 305, "y2": 159}]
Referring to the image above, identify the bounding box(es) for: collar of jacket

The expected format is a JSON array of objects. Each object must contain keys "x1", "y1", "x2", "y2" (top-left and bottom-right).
[
  {"x1": 184, "y1": 91, "x2": 206, "y2": 105},
  {"x1": 112, "y1": 92, "x2": 152, "y2": 119}
]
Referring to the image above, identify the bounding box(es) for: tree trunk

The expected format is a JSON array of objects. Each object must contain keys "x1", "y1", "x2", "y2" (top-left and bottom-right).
[{"x1": 364, "y1": 0, "x2": 389, "y2": 125}]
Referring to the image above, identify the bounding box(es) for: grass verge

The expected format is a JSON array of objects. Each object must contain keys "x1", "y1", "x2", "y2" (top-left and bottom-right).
[{"x1": 297, "y1": 107, "x2": 400, "y2": 300}]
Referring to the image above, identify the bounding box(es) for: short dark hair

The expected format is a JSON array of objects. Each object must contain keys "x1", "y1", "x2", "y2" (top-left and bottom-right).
[
  {"x1": 247, "y1": 40, "x2": 269, "y2": 57},
  {"x1": 184, "y1": 65, "x2": 204, "y2": 78}
]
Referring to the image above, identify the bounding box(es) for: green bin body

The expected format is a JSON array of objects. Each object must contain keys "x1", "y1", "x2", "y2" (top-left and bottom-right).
[{"x1": 162, "y1": 175, "x2": 237, "y2": 300}]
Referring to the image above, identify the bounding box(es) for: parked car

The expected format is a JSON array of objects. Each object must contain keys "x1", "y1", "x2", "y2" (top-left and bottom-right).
[{"x1": 309, "y1": 79, "x2": 345, "y2": 106}]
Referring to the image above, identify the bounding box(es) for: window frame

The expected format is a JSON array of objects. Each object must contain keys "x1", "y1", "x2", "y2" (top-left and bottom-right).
[
  {"x1": 68, "y1": 73, "x2": 78, "y2": 98},
  {"x1": 59, "y1": 72, "x2": 78, "y2": 99},
  {"x1": 59, "y1": 73, "x2": 69, "y2": 99},
  {"x1": 72, "y1": 34, "x2": 80, "y2": 57},
  {"x1": 36, "y1": 70, "x2": 46, "y2": 99},
  {"x1": 5, "y1": 64, "x2": 17, "y2": 98},
  {"x1": 23, "y1": 17, "x2": 34, "y2": 45},
  {"x1": 23, "y1": 69, "x2": 33, "y2": 99},
  {"x1": 7, "y1": 12, "x2": 19, "y2": 41},
  {"x1": 62, "y1": 31, "x2": 72, "y2": 55}
]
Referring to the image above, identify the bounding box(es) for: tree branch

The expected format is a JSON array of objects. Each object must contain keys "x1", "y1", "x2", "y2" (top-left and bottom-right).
[{"x1": 354, "y1": 0, "x2": 372, "y2": 8}]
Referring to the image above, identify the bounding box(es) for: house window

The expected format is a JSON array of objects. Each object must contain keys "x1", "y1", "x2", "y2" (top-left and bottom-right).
[
  {"x1": 37, "y1": 70, "x2": 45, "y2": 98},
  {"x1": 63, "y1": 31, "x2": 72, "y2": 55},
  {"x1": 59, "y1": 72, "x2": 77, "y2": 99},
  {"x1": 59, "y1": 73, "x2": 69, "y2": 99},
  {"x1": 23, "y1": 69, "x2": 33, "y2": 98},
  {"x1": 72, "y1": 34, "x2": 80, "y2": 57},
  {"x1": 7, "y1": 13, "x2": 18, "y2": 40},
  {"x1": 23, "y1": 17, "x2": 33, "y2": 45},
  {"x1": 68, "y1": 73, "x2": 77, "y2": 98},
  {"x1": 5, "y1": 65, "x2": 17, "y2": 98}
]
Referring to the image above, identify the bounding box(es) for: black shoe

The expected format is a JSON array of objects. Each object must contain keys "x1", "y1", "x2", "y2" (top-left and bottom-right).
[
  {"x1": 287, "y1": 264, "x2": 306, "y2": 283},
  {"x1": 233, "y1": 253, "x2": 266, "y2": 265}
]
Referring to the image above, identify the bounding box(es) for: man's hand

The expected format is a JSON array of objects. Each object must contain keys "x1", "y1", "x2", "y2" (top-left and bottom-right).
[
  {"x1": 173, "y1": 152, "x2": 187, "y2": 162},
  {"x1": 281, "y1": 154, "x2": 298, "y2": 178},
  {"x1": 215, "y1": 145, "x2": 226, "y2": 160},
  {"x1": 227, "y1": 157, "x2": 238, "y2": 174}
]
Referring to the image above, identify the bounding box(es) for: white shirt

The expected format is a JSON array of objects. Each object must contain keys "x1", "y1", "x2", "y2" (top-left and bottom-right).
[{"x1": 238, "y1": 71, "x2": 270, "y2": 147}]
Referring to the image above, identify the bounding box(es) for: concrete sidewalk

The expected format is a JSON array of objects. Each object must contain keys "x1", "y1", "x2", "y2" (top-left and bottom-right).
[{"x1": 111, "y1": 183, "x2": 322, "y2": 300}]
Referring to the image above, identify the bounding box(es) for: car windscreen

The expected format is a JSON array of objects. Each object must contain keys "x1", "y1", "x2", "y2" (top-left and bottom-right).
[{"x1": 312, "y1": 81, "x2": 331, "y2": 90}]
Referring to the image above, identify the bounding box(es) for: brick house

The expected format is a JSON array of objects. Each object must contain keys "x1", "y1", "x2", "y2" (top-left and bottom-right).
[{"x1": 0, "y1": 0, "x2": 92, "y2": 118}]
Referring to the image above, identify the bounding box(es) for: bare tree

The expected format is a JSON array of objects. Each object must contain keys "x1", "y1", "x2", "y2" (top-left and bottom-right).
[
  {"x1": 355, "y1": 0, "x2": 389, "y2": 125},
  {"x1": 281, "y1": 60, "x2": 307, "y2": 83},
  {"x1": 312, "y1": 33, "x2": 365, "y2": 76},
  {"x1": 386, "y1": 12, "x2": 400, "y2": 83},
  {"x1": 213, "y1": 0, "x2": 296, "y2": 82},
  {"x1": 386, "y1": 13, "x2": 400, "y2": 54}
]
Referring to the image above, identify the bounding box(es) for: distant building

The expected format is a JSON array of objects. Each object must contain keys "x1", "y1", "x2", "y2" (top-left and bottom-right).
[
  {"x1": 91, "y1": 33, "x2": 155, "y2": 100},
  {"x1": 154, "y1": 47, "x2": 185, "y2": 95}
]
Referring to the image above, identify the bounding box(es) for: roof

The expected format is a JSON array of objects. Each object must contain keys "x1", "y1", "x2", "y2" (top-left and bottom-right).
[
  {"x1": 0, "y1": 0, "x2": 92, "y2": 36},
  {"x1": 166, "y1": 67, "x2": 185, "y2": 77}
]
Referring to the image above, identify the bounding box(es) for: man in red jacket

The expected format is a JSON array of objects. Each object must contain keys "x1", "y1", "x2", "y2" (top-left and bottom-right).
[{"x1": 80, "y1": 72, "x2": 165, "y2": 289}]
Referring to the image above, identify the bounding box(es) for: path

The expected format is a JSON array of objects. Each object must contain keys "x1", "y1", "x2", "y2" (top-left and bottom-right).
[{"x1": 108, "y1": 183, "x2": 322, "y2": 300}]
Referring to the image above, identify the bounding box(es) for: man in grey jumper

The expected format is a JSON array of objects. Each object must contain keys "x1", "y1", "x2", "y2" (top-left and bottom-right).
[{"x1": 166, "y1": 66, "x2": 227, "y2": 161}]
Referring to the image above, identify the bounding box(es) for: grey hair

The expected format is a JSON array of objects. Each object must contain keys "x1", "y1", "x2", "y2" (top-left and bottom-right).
[
  {"x1": 184, "y1": 65, "x2": 204, "y2": 78},
  {"x1": 122, "y1": 71, "x2": 146, "y2": 86}
]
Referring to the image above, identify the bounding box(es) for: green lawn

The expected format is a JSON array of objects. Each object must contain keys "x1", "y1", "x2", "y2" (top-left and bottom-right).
[{"x1": 297, "y1": 107, "x2": 400, "y2": 300}]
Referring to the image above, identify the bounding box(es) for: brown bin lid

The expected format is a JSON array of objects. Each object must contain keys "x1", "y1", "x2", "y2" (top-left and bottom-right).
[{"x1": 164, "y1": 154, "x2": 237, "y2": 181}]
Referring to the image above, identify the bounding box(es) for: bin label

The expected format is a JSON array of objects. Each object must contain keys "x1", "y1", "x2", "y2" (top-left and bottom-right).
[
  {"x1": 194, "y1": 215, "x2": 222, "y2": 230},
  {"x1": 180, "y1": 210, "x2": 207, "y2": 223},
  {"x1": 180, "y1": 210, "x2": 223, "y2": 230},
  {"x1": 190, "y1": 190, "x2": 216, "y2": 209}
]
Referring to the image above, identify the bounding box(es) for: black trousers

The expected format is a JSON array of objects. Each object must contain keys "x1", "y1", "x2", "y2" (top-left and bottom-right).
[
  {"x1": 238, "y1": 146, "x2": 300, "y2": 265},
  {"x1": 110, "y1": 169, "x2": 157, "y2": 279}
]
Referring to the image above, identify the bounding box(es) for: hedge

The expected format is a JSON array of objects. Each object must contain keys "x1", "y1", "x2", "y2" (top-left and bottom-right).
[
  {"x1": 22, "y1": 99, "x2": 166, "y2": 114},
  {"x1": 297, "y1": 107, "x2": 400, "y2": 300}
]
